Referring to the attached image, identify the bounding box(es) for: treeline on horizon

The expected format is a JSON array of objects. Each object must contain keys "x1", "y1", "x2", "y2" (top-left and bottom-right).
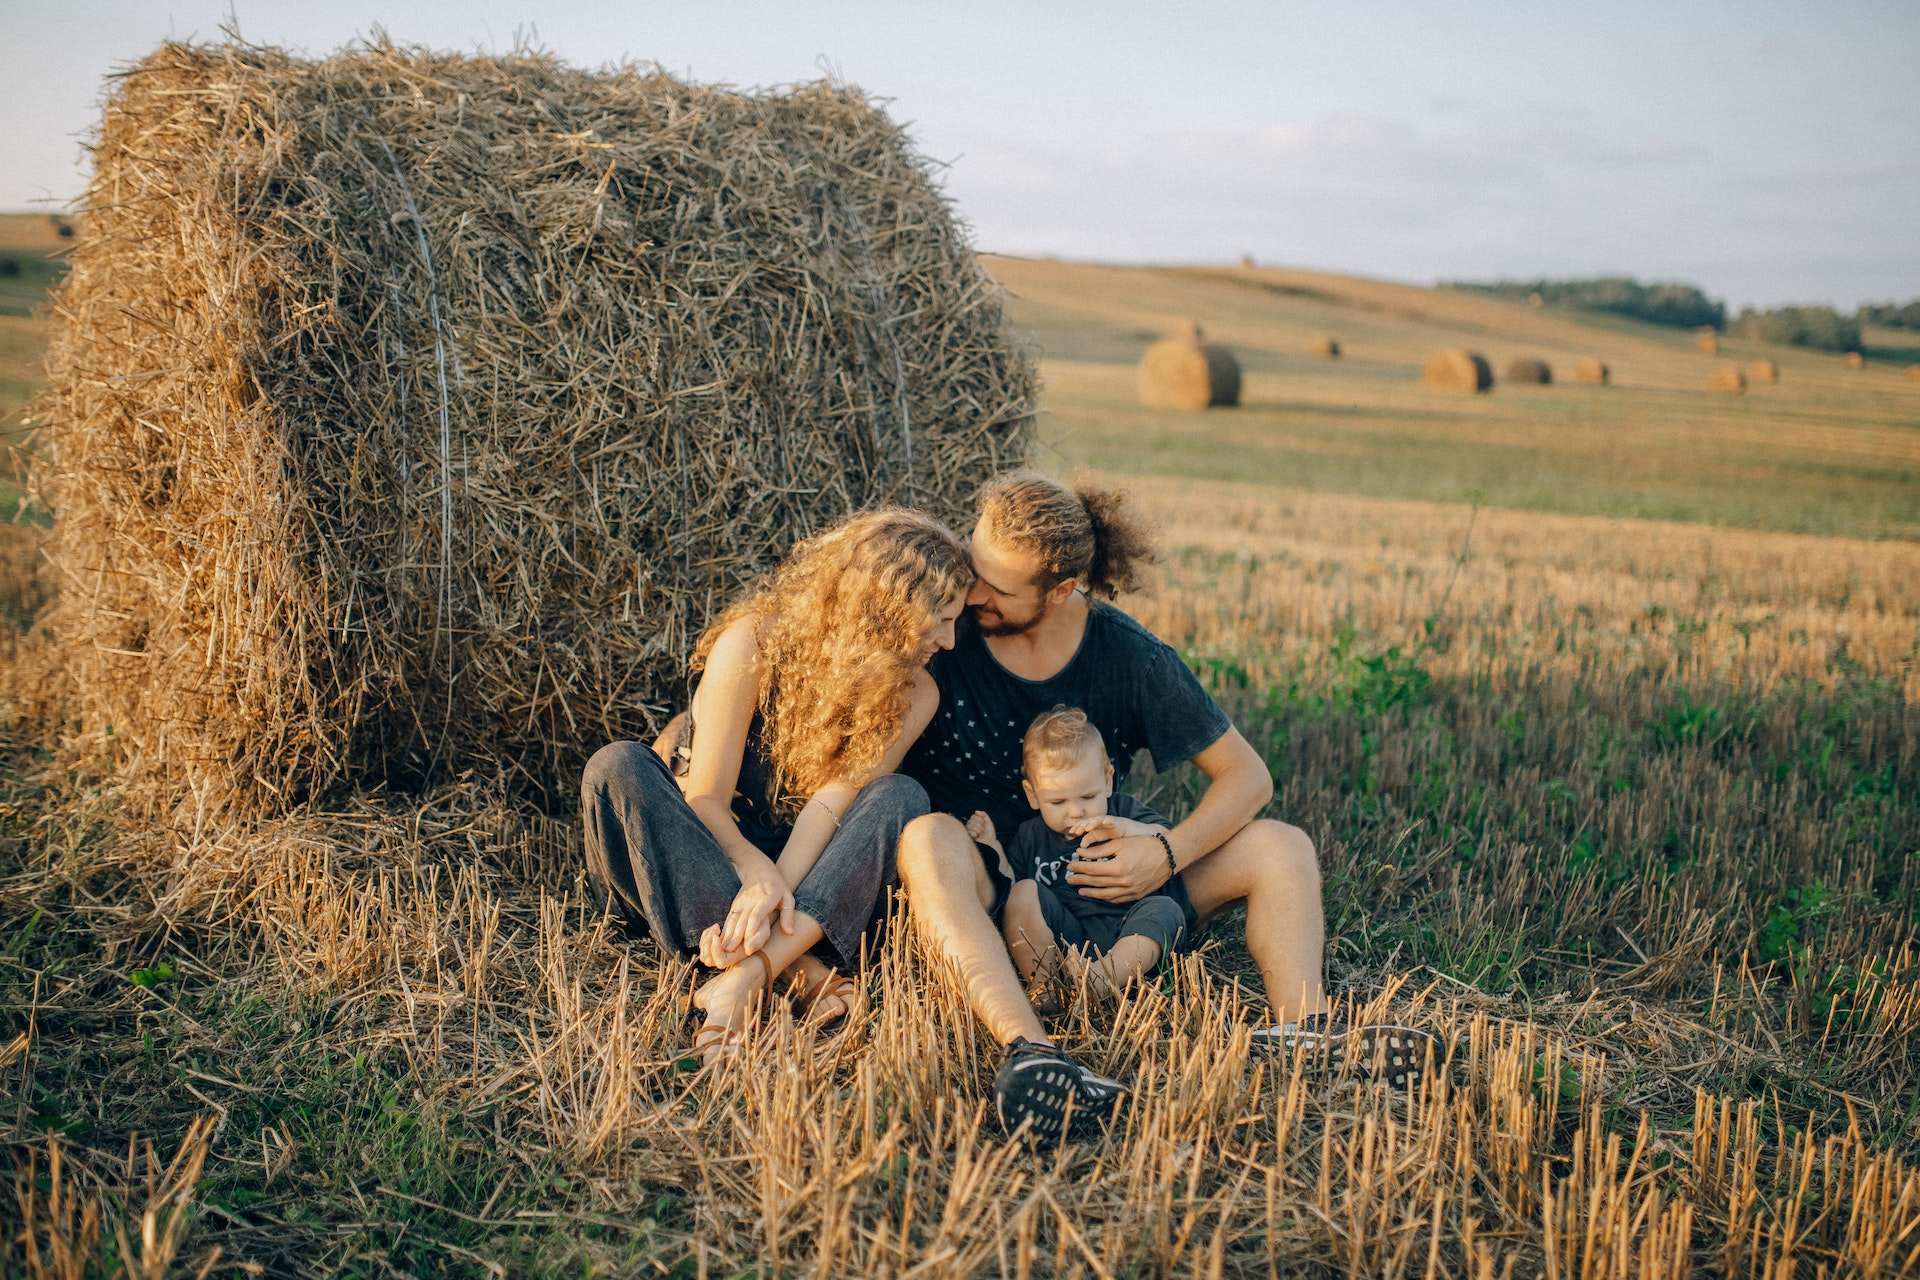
[
  {"x1": 1450, "y1": 275, "x2": 1919, "y2": 353},
  {"x1": 1447, "y1": 276, "x2": 1726, "y2": 330}
]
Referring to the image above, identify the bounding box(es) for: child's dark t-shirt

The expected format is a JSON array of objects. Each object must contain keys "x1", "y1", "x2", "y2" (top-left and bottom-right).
[{"x1": 1004, "y1": 792, "x2": 1195, "y2": 938}]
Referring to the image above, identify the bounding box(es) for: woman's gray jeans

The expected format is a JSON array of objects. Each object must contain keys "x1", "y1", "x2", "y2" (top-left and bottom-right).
[{"x1": 581, "y1": 740, "x2": 928, "y2": 970}]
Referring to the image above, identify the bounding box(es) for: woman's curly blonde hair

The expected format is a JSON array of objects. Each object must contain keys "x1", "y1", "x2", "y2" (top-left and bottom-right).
[{"x1": 692, "y1": 508, "x2": 972, "y2": 815}]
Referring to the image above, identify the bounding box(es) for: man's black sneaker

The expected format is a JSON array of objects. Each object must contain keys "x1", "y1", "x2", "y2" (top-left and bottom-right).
[
  {"x1": 1249, "y1": 1014, "x2": 1441, "y2": 1089},
  {"x1": 993, "y1": 1038, "x2": 1127, "y2": 1143}
]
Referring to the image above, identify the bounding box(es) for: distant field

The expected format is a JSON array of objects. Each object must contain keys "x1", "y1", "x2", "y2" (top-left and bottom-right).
[
  {"x1": 985, "y1": 256, "x2": 1920, "y2": 541},
  {"x1": 0, "y1": 211, "x2": 73, "y2": 320},
  {"x1": 0, "y1": 214, "x2": 73, "y2": 516}
]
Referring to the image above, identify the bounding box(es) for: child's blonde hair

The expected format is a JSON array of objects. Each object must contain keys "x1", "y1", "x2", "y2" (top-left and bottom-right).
[{"x1": 1022, "y1": 706, "x2": 1109, "y2": 779}]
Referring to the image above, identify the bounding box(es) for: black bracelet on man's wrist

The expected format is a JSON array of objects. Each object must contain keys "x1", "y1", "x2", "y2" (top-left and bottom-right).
[{"x1": 1153, "y1": 831, "x2": 1177, "y2": 876}]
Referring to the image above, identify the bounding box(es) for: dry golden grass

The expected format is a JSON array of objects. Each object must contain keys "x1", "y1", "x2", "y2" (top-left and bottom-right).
[{"x1": 1118, "y1": 472, "x2": 1920, "y2": 704}]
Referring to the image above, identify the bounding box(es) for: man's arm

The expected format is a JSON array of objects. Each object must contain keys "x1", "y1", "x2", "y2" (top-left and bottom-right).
[{"x1": 1065, "y1": 726, "x2": 1271, "y2": 902}]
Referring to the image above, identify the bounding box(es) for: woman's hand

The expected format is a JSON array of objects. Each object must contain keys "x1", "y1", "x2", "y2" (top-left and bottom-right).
[{"x1": 699, "y1": 860, "x2": 795, "y2": 968}]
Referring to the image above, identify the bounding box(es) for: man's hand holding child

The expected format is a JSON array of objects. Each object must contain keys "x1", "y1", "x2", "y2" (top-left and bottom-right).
[{"x1": 1064, "y1": 814, "x2": 1174, "y2": 903}]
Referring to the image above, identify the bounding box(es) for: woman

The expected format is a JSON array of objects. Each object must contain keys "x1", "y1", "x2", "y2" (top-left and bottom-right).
[{"x1": 581, "y1": 508, "x2": 971, "y2": 1063}]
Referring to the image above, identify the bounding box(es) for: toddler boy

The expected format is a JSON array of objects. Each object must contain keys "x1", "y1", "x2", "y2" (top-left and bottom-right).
[{"x1": 968, "y1": 706, "x2": 1196, "y2": 997}]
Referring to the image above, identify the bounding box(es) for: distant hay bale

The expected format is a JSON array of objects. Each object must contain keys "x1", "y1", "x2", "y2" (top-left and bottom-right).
[
  {"x1": 1505, "y1": 358, "x2": 1552, "y2": 385},
  {"x1": 1908, "y1": 364, "x2": 1920, "y2": 381},
  {"x1": 1572, "y1": 358, "x2": 1610, "y2": 385},
  {"x1": 1423, "y1": 349, "x2": 1493, "y2": 394},
  {"x1": 1748, "y1": 359, "x2": 1779, "y2": 383},
  {"x1": 1527, "y1": 292, "x2": 1544, "y2": 309},
  {"x1": 1239, "y1": 254, "x2": 1255, "y2": 270},
  {"x1": 1310, "y1": 334, "x2": 1341, "y2": 358},
  {"x1": 1844, "y1": 351, "x2": 1865, "y2": 370},
  {"x1": 1710, "y1": 366, "x2": 1747, "y2": 394},
  {"x1": 1697, "y1": 329, "x2": 1720, "y2": 355},
  {"x1": 40, "y1": 40, "x2": 1036, "y2": 813},
  {"x1": 1138, "y1": 322, "x2": 1241, "y2": 409}
]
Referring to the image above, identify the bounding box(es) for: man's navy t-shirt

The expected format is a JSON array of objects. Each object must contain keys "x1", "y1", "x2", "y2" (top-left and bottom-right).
[{"x1": 902, "y1": 598, "x2": 1235, "y2": 836}]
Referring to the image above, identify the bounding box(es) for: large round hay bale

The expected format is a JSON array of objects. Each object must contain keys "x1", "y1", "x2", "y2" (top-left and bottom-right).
[
  {"x1": 1748, "y1": 359, "x2": 1779, "y2": 383},
  {"x1": 1697, "y1": 329, "x2": 1720, "y2": 355},
  {"x1": 1423, "y1": 349, "x2": 1492, "y2": 393},
  {"x1": 40, "y1": 41, "x2": 1036, "y2": 813},
  {"x1": 1310, "y1": 334, "x2": 1341, "y2": 358},
  {"x1": 1844, "y1": 351, "x2": 1865, "y2": 370},
  {"x1": 1710, "y1": 366, "x2": 1747, "y2": 393},
  {"x1": 1505, "y1": 358, "x2": 1552, "y2": 385},
  {"x1": 1907, "y1": 364, "x2": 1920, "y2": 381},
  {"x1": 1572, "y1": 358, "x2": 1610, "y2": 385},
  {"x1": 1137, "y1": 323, "x2": 1241, "y2": 409}
]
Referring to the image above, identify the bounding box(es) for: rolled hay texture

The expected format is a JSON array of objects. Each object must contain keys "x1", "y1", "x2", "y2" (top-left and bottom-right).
[
  {"x1": 1697, "y1": 330, "x2": 1720, "y2": 356},
  {"x1": 1572, "y1": 358, "x2": 1610, "y2": 385},
  {"x1": 1844, "y1": 352, "x2": 1866, "y2": 370},
  {"x1": 1710, "y1": 367, "x2": 1748, "y2": 394},
  {"x1": 1137, "y1": 323, "x2": 1240, "y2": 409},
  {"x1": 1423, "y1": 349, "x2": 1493, "y2": 394},
  {"x1": 1748, "y1": 359, "x2": 1780, "y2": 383},
  {"x1": 1505, "y1": 358, "x2": 1552, "y2": 385},
  {"x1": 41, "y1": 41, "x2": 1036, "y2": 814},
  {"x1": 1310, "y1": 334, "x2": 1341, "y2": 358}
]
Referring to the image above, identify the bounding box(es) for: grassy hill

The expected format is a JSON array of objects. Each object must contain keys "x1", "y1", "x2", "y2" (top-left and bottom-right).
[{"x1": 985, "y1": 256, "x2": 1920, "y2": 540}]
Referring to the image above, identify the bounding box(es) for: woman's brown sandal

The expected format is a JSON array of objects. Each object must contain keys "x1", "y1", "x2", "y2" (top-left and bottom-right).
[
  {"x1": 690, "y1": 950, "x2": 773, "y2": 1067},
  {"x1": 800, "y1": 971, "x2": 865, "y2": 1030}
]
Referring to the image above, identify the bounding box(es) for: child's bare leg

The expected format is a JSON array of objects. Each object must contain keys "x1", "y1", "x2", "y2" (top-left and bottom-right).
[
  {"x1": 1001, "y1": 880, "x2": 1059, "y2": 982},
  {"x1": 1088, "y1": 936, "x2": 1163, "y2": 996}
]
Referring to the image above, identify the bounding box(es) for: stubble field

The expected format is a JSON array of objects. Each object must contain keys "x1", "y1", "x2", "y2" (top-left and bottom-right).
[{"x1": 3, "y1": 226, "x2": 1918, "y2": 1276}]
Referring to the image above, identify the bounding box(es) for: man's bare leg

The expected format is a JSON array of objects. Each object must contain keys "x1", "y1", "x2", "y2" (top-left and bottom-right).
[
  {"x1": 897, "y1": 813, "x2": 1050, "y2": 1046},
  {"x1": 1179, "y1": 818, "x2": 1328, "y2": 1025}
]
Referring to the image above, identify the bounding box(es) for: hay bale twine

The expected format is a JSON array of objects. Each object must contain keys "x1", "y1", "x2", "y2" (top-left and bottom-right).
[
  {"x1": 40, "y1": 40, "x2": 1036, "y2": 813},
  {"x1": 1310, "y1": 334, "x2": 1341, "y2": 358},
  {"x1": 1748, "y1": 359, "x2": 1779, "y2": 383},
  {"x1": 1572, "y1": 358, "x2": 1610, "y2": 385},
  {"x1": 1505, "y1": 358, "x2": 1552, "y2": 385},
  {"x1": 1697, "y1": 328, "x2": 1720, "y2": 355},
  {"x1": 1710, "y1": 366, "x2": 1748, "y2": 393},
  {"x1": 1138, "y1": 322, "x2": 1241, "y2": 409},
  {"x1": 1844, "y1": 351, "x2": 1865, "y2": 370},
  {"x1": 1423, "y1": 349, "x2": 1493, "y2": 393}
]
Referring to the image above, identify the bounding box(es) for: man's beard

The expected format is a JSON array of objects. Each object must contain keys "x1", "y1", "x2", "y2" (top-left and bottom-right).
[{"x1": 972, "y1": 599, "x2": 1045, "y2": 637}]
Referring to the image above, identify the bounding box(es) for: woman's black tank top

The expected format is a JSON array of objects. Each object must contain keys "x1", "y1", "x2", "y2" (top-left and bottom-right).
[{"x1": 670, "y1": 709, "x2": 788, "y2": 856}]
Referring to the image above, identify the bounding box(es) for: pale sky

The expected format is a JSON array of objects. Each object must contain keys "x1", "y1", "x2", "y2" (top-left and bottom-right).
[{"x1": 2, "y1": 1, "x2": 1915, "y2": 311}]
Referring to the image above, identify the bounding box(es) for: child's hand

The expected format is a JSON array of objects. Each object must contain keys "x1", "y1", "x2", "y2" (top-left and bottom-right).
[
  {"x1": 1068, "y1": 814, "x2": 1160, "y2": 848},
  {"x1": 965, "y1": 810, "x2": 1002, "y2": 854}
]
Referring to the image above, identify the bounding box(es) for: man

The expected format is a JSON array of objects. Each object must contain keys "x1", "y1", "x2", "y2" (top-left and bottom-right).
[{"x1": 899, "y1": 471, "x2": 1432, "y2": 1141}]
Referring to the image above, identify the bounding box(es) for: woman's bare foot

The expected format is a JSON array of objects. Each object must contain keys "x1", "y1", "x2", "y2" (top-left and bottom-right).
[
  {"x1": 788, "y1": 953, "x2": 862, "y2": 1027},
  {"x1": 691, "y1": 952, "x2": 771, "y2": 1066}
]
